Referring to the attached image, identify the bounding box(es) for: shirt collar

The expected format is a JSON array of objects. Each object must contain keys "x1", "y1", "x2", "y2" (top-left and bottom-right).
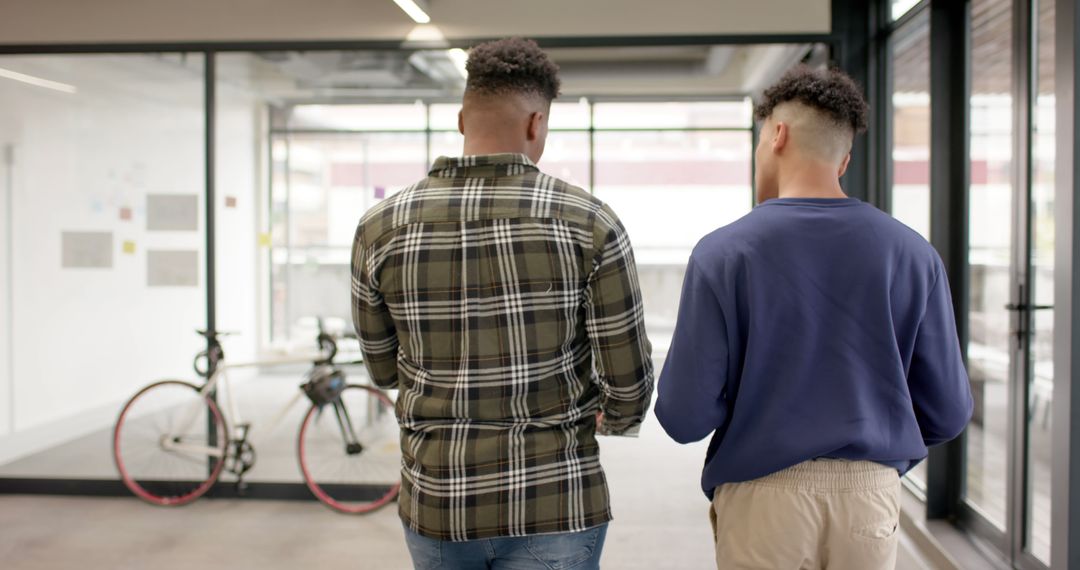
[{"x1": 429, "y1": 153, "x2": 538, "y2": 177}]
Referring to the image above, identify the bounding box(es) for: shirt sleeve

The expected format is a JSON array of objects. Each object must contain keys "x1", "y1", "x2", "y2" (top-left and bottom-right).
[
  {"x1": 351, "y1": 230, "x2": 400, "y2": 389},
  {"x1": 584, "y1": 210, "x2": 655, "y2": 435},
  {"x1": 908, "y1": 261, "x2": 974, "y2": 446},
  {"x1": 654, "y1": 257, "x2": 731, "y2": 444}
]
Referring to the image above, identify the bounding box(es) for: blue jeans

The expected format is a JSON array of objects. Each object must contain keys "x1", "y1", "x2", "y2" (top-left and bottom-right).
[{"x1": 402, "y1": 523, "x2": 609, "y2": 570}]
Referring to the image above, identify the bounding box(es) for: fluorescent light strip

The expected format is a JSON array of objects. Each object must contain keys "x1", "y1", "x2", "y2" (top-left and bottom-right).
[
  {"x1": 0, "y1": 67, "x2": 77, "y2": 94},
  {"x1": 393, "y1": 0, "x2": 431, "y2": 24},
  {"x1": 447, "y1": 48, "x2": 468, "y2": 79}
]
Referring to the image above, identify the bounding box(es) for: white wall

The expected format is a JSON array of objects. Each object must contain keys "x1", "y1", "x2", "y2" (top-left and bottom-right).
[
  {"x1": 0, "y1": 139, "x2": 11, "y2": 438},
  {"x1": 0, "y1": 54, "x2": 261, "y2": 467},
  {"x1": 1, "y1": 0, "x2": 831, "y2": 44}
]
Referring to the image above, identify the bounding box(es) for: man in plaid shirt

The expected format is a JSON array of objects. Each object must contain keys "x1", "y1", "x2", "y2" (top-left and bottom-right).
[{"x1": 351, "y1": 38, "x2": 654, "y2": 569}]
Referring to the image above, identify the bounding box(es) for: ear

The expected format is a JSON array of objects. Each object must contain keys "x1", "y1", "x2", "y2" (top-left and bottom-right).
[
  {"x1": 526, "y1": 111, "x2": 543, "y2": 141},
  {"x1": 837, "y1": 153, "x2": 852, "y2": 178},
  {"x1": 458, "y1": 110, "x2": 465, "y2": 136},
  {"x1": 771, "y1": 122, "x2": 789, "y2": 153}
]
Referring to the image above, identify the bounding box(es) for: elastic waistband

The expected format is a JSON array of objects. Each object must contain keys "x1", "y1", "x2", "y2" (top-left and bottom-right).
[{"x1": 749, "y1": 459, "x2": 899, "y2": 492}]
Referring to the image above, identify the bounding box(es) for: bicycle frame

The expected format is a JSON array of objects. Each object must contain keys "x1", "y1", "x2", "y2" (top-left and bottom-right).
[{"x1": 162, "y1": 352, "x2": 331, "y2": 458}]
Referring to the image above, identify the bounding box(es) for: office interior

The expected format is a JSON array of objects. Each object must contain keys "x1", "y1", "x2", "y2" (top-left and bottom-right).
[{"x1": 1, "y1": 0, "x2": 1079, "y2": 568}]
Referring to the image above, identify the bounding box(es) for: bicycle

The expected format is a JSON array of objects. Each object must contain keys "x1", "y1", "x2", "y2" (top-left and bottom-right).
[{"x1": 112, "y1": 322, "x2": 401, "y2": 514}]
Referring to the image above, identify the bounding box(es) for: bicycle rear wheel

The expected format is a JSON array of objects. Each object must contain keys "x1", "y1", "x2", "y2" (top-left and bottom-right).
[
  {"x1": 298, "y1": 384, "x2": 400, "y2": 514},
  {"x1": 113, "y1": 380, "x2": 228, "y2": 506}
]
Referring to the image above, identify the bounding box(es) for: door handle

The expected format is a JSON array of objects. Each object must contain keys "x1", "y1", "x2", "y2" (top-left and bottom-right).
[{"x1": 1005, "y1": 303, "x2": 1054, "y2": 311}]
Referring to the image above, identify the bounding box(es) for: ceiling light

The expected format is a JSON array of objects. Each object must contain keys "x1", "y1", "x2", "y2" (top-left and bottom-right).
[
  {"x1": 446, "y1": 48, "x2": 468, "y2": 79},
  {"x1": 0, "y1": 67, "x2": 77, "y2": 94},
  {"x1": 406, "y1": 24, "x2": 446, "y2": 43},
  {"x1": 393, "y1": 0, "x2": 431, "y2": 24}
]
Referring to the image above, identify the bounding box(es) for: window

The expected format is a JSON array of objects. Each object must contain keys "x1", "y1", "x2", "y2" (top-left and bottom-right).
[{"x1": 270, "y1": 100, "x2": 754, "y2": 350}]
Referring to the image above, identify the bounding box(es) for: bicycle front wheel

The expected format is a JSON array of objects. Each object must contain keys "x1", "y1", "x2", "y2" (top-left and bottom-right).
[
  {"x1": 298, "y1": 385, "x2": 401, "y2": 514},
  {"x1": 113, "y1": 380, "x2": 228, "y2": 506}
]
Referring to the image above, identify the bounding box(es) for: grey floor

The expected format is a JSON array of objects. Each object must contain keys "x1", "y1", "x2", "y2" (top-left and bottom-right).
[
  {"x1": 0, "y1": 415, "x2": 935, "y2": 570},
  {"x1": 0, "y1": 361, "x2": 935, "y2": 569},
  {"x1": 0, "y1": 406, "x2": 721, "y2": 569}
]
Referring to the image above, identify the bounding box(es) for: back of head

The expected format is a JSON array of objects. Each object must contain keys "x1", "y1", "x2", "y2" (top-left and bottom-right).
[
  {"x1": 464, "y1": 38, "x2": 561, "y2": 103},
  {"x1": 754, "y1": 66, "x2": 868, "y2": 164},
  {"x1": 459, "y1": 38, "x2": 561, "y2": 162}
]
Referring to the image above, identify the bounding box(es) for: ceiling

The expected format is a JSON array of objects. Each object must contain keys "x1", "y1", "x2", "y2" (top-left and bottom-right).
[
  {"x1": 215, "y1": 43, "x2": 822, "y2": 102},
  {"x1": 0, "y1": 0, "x2": 830, "y2": 45}
]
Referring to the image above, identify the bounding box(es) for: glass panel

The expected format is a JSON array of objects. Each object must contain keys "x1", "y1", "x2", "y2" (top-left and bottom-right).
[
  {"x1": 272, "y1": 132, "x2": 427, "y2": 342},
  {"x1": 965, "y1": 0, "x2": 1014, "y2": 530},
  {"x1": 431, "y1": 101, "x2": 590, "y2": 132},
  {"x1": 892, "y1": 0, "x2": 924, "y2": 20},
  {"x1": 548, "y1": 100, "x2": 592, "y2": 130},
  {"x1": 429, "y1": 103, "x2": 460, "y2": 131},
  {"x1": 429, "y1": 130, "x2": 591, "y2": 190},
  {"x1": 593, "y1": 101, "x2": 751, "y2": 129},
  {"x1": 430, "y1": 130, "x2": 464, "y2": 160},
  {"x1": 594, "y1": 130, "x2": 752, "y2": 347},
  {"x1": 289, "y1": 103, "x2": 427, "y2": 131},
  {"x1": 890, "y1": 9, "x2": 931, "y2": 242},
  {"x1": 0, "y1": 54, "x2": 206, "y2": 480},
  {"x1": 1027, "y1": 0, "x2": 1055, "y2": 563},
  {"x1": 891, "y1": 9, "x2": 931, "y2": 490}
]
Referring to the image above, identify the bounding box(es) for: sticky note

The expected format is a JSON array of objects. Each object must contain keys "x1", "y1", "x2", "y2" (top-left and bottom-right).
[
  {"x1": 257, "y1": 233, "x2": 272, "y2": 247},
  {"x1": 122, "y1": 241, "x2": 136, "y2": 254},
  {"x1": 119, "y1": 207, "x2": 133, "y2": 221},
  {"x1": 374, "y1": 186, "x2": 386, "y2": 199},
  {"x1": 225, "y1": 196, "x2": 237, "y2": 208}
]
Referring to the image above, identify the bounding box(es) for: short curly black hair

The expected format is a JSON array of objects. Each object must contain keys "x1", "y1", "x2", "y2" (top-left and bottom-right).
[
  {"x1": 464, "y1": 38, "x2": 561, "y2": 102},
  {"x1": 754, "y1": 66, "x2": 868, "y2": 134}
]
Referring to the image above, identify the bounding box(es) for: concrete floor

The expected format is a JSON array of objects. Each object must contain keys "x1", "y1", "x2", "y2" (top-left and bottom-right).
[
  {"x1": 0, "y1": 413, "x2": 935, "y2": 569},
  {"x1": 0, "y1": 360, "x2": 934, "y2": 569},
  {"x1": 0, "y1": 401, "x2": 723, "y2": 569}
]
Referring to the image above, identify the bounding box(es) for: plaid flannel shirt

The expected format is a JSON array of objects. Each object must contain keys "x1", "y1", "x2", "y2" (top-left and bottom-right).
[{"x1": 351, "y1": 153, "x2": 654, "y2": 541}]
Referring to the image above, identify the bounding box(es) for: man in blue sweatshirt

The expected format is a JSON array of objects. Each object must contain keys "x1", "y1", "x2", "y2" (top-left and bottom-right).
[{"x1": 655, "y1": 66, "x2": 973, "y2": 570}]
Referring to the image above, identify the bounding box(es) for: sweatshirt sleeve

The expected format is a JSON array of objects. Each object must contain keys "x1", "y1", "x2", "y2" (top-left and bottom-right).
[
  {"x1": 655, "y1": 257, "x2": 731, "y2": 444},
  {"x1": 908, "y1": 261, "x2": 974, "y2": 446}
]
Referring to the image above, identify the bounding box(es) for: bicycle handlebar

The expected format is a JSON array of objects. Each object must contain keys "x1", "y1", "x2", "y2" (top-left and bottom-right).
[{"x1": 191, "y1": 320, "x2": 360, "y2": 375}]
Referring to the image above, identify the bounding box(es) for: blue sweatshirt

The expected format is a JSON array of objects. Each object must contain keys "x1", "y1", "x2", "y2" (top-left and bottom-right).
[{"x1": 655, "y1": 197, "x2": 973, "y2": 499}]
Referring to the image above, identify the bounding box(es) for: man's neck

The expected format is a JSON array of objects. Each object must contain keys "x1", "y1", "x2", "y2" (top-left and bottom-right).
[
  {"x1": 462, "y1": 136, "x2": 528, "y2": 157},
  {"x1": 776, "y1": 164, "x2": 848, "y2": 199}
]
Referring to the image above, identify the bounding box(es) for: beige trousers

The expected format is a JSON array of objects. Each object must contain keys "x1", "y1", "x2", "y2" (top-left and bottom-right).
[{"x1": 709, "y1": 459, "x2": 901, "y2": 570}]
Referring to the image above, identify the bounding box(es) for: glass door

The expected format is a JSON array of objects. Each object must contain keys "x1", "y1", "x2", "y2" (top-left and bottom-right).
[{"x1": 962, "y1": 0, "x2": 1054, "y2": 567}]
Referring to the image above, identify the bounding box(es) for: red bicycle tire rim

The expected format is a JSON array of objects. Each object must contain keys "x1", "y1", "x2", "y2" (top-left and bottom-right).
[
  {"x1": 298, "y1": 386, "x2": 400, "y2": 514},
  {"x1": 113, "y1": 382, "x2": 227, "y2": 506}
]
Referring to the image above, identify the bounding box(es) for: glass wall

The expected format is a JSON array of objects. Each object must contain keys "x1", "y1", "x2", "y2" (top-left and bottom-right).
[
  {"x1": 1027, "y1": 0, "x2": 1056, "y2": 563},
  {"x1": 0, "y1": 54, "x2": 207, "y2": 480},
  {"x1": 889, "y1": 6, "x2": 932, "y2": 490},
  {"x1": 965, "y1": 0, "x2": 1016, "y2": 531},
  {"x1": 270, "y1": 99, "x2": 754, "y2": 350},
  {"x1": 890, "y1": 9, "x2": 931, "y2": 243}
]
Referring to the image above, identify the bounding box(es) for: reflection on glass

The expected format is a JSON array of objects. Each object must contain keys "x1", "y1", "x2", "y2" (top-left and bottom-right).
[
  {"x1": 594, "y1": 130, "x2": 752, "y2": 346},
  {"x1": 965, "y1": 0, "x2": 1014, "y2": 530},
  {"x1": 890, "y1": 9, "x2": 931, "y2": 242},
  {"x1": 1027, "y1": 0, "x2": 1055, "y2": 563}
]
